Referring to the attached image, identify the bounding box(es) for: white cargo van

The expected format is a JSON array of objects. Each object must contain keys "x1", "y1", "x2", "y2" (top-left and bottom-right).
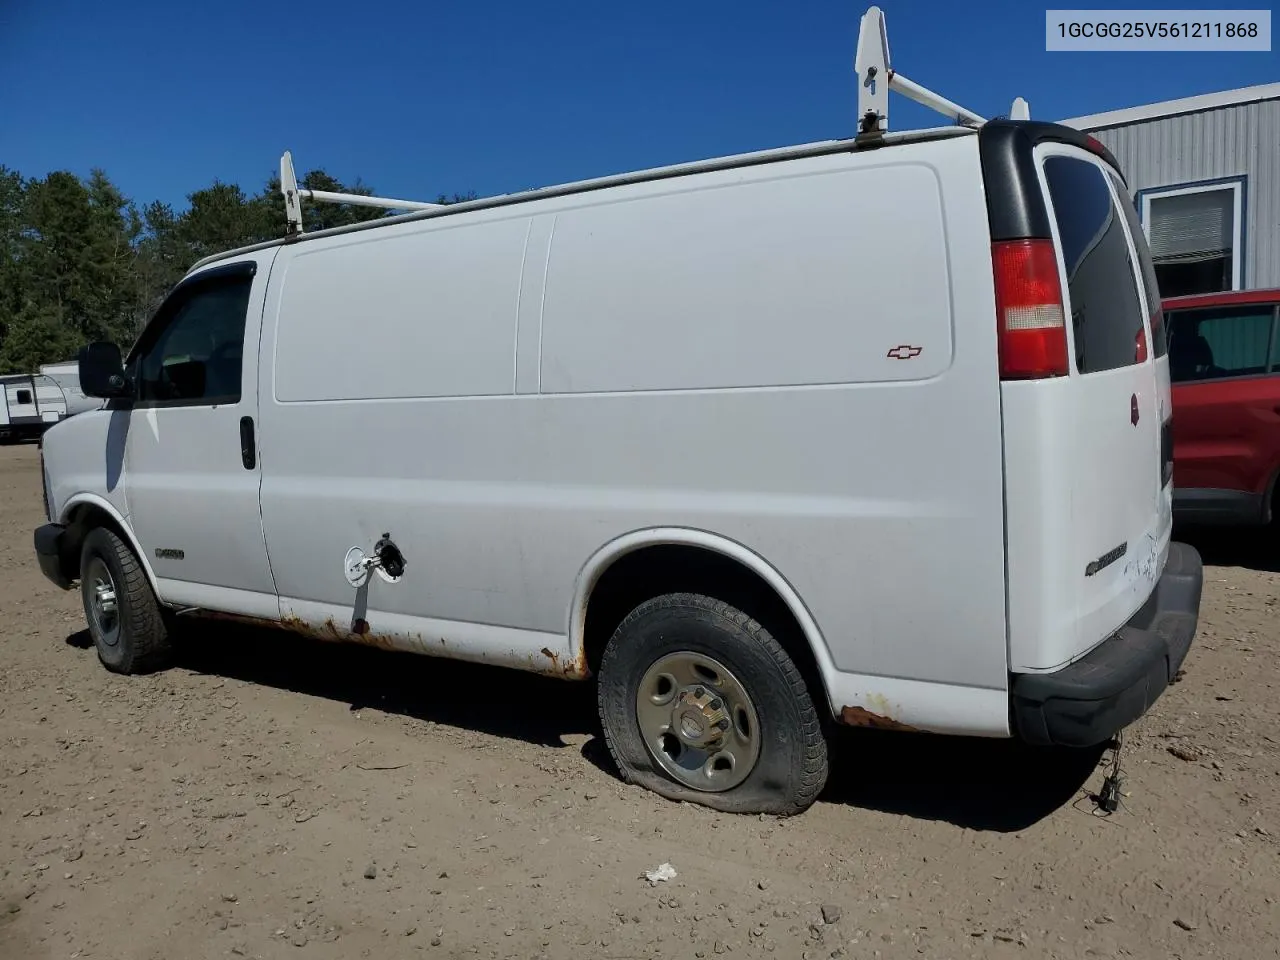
[
  {"x1": 33, "y1": 10, "x2": 1202, "y2": 815},
  {"x1": 1, "y1": 373, "x2": 68, "y2": 443}
]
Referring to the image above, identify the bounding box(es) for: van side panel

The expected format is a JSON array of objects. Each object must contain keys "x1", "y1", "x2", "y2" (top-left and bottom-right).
[
  {"x1": 534, "y1": 138, "x2": 1009, "y2": 699},
  {"x1": 256, "y1": 135, "x2": 1011, "y2": 731},
  {"x1": 539, "y1": 163, "x2": 953, "y2": 393},
  {"x1": 273, "y1": 217, "x2": 531, "y2": 402}
]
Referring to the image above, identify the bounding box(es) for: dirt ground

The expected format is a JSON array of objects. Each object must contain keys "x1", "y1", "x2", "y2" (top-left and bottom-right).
[{"x1": 1, "y1": 443, "x2": 1277, "y2": 960}]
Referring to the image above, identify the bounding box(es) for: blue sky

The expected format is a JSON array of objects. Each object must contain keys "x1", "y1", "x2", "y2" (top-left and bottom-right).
[{"x1": 1, "y1": 1, "x2": 1275, "y2": 212}]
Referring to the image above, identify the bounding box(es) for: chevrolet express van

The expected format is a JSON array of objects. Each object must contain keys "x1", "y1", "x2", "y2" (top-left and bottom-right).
[{"x1": 33, "y1": 116, "x2": 1203, "y2": 815}]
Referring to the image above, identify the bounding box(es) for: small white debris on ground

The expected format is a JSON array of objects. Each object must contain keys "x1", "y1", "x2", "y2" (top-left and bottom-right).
[{"x1": 644, "y1": 862, "x2": 678, "y2": 885}]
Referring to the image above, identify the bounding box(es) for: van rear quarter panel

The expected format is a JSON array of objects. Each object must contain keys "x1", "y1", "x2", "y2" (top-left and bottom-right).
[{"x1": 258, "y1": 135, "x2": 1010, "y2": 727}]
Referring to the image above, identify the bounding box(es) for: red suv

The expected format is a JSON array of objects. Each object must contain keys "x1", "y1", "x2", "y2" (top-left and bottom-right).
[{"x1": 1165, "y1": 288, "x2": 1280, "y2": 527}]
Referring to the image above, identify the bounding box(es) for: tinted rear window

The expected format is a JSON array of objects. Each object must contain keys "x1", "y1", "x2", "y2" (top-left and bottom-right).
[{"x1": 1042, "y1": 156, "x2": 1146, "y2": 374}]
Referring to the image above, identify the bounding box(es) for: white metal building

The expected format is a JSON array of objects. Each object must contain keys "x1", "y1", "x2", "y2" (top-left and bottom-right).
[{"x1": 1061, "y1": 83, "x2": 1280, "y2": 296}]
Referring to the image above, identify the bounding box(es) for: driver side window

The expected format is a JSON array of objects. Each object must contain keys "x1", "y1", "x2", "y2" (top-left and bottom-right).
[{"x1": 135, "y1": 273, "x2": 253, "y2": 405}]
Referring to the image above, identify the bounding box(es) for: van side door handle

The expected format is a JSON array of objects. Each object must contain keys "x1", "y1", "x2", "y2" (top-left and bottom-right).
[{"x1": 239, "y1": 416, "x2": 256, "y2": 470}]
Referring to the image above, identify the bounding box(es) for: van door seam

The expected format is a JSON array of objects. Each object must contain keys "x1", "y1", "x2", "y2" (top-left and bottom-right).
[
  {"x1": 252, "y1": 248, "x2": 285, "y2": 609},
  {"x1": 512, "y1": 218, "x2": 534, "y2": 392},
  {"x1": 536, "y1": 215, "x2": 558, "y2": 395}
]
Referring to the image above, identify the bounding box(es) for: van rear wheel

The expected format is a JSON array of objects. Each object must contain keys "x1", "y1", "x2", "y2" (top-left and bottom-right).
[
  {"x1": 80, "y1": 527, "x2": 172, "y2": 674},
  {"x1": 596, "y1": 592, "x2": 828, "y2": 815}
]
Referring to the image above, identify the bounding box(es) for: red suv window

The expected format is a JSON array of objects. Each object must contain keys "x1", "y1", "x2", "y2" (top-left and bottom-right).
[{"x1": 1167, "y1": 304, "x2": 1277, "y2": 383}]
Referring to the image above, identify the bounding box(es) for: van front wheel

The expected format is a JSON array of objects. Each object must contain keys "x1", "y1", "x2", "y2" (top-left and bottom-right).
[
  {"x1": 80, "y1": 527, "x2": 172, "y2": 675},
  {"x1": 596, "y1": 593, "x2": 828, "y2": 816}
]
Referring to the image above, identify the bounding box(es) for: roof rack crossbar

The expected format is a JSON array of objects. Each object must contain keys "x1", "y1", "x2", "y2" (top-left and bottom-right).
[
  {"x1": 855, "y1": 6, "x2": 989, "y2": 139},
  {"x1": 279, "y1": 150, "x2": 442, "y2": 236},
  {"x1": 297, "y1": 188, "x2": 443, "y2": 213},
  {"x1": 269, "y1": 10, "x2": 1019, "y2": 240}
]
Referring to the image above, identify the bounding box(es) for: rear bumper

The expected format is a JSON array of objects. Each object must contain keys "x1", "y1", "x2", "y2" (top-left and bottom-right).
[
  {"x1": 1011, "y1": 541, "x2": 1203, "y2": 747},
  {"x1": 34, "y1": 522, "x2": 75, "y2": 590},
  {"x1": 1173, "y1": 487, "x2": 1266, "y2": 526}
]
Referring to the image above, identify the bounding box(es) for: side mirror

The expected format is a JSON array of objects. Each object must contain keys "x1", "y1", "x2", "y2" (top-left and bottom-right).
[{"x1": 78, "y1": 342, "x2": 131, "y2": 399}]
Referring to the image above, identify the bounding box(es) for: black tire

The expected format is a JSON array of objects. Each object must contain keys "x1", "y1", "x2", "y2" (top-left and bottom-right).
[
  {"x1": 597, "y1": 592, "x2": 828, "y2": 816},
  {"x1": 79, "y1": 526, "x2": 172, "y2": 674}
]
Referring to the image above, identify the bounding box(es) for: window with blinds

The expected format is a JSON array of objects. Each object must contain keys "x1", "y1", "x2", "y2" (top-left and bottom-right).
[{"x1": 1143, "y1": 182, "x2": 1242, "y2": 297}]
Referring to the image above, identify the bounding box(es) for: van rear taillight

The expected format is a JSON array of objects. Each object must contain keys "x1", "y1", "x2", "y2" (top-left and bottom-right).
[{"x1": 992, "y1": 239, "x2": 1069, "y2": 380}]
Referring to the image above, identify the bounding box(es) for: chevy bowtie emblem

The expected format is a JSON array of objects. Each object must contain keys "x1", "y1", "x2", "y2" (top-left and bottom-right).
[
  {"x1": 1131, "y1": 393, "x2": 1140, "y2": 426},
  {"x1": 886, "y1": 345, "x2": 923, "y2": 360}
]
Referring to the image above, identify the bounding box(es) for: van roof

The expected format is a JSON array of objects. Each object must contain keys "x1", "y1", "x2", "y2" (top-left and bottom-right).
[
  {"x1": 190, "y1": 5, "x2": 1068, "y2": 277},
  {"x1": 188, "y1": 125, "x2": 978, "y2": 275}
]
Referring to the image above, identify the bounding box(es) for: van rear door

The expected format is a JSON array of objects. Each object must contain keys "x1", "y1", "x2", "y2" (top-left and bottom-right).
[
  {"x1": 985, "y1": 124, "x2": 1171, "y2": 673},
  {"x1": 1039, "y1": 145, "x2": 1170, "y2": 654}
]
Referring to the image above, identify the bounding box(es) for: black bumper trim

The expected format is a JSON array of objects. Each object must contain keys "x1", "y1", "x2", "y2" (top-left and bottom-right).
[
  {"x1": 1011, "y1": 541, "x2": 1203, "y2": 748},
  {"x1": 34, "y1": 522, "x2": 75, "y2": 590},
  {"x1": 1172, "y1": 487, "x2": 1266, "y2": 526}
]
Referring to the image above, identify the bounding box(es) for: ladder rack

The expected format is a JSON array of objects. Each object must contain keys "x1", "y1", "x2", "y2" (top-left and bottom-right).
[
  {"x1": 279, "y1": 150, "x2": 442, "y2": 236},
  {"x1": 276, "y1": 7, "x2": 1033, "y2": 235},
  {"x1": 855, "y1": 5, "x2": 1029, "y2": 139}
]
